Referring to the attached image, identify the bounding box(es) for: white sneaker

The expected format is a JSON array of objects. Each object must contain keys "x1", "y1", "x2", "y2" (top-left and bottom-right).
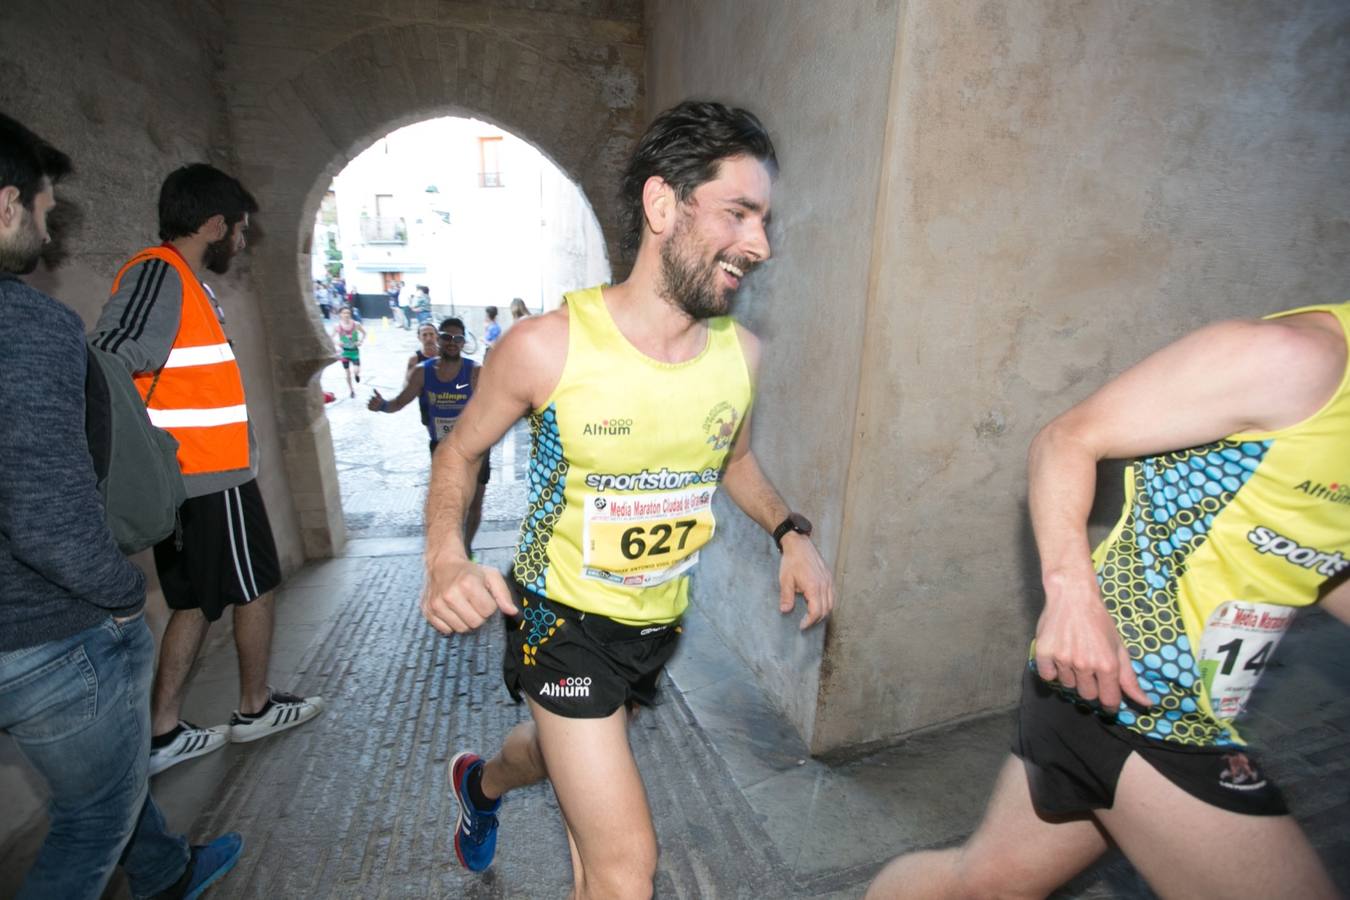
[
  {"x1": 149, "y1": 721, "x2": 229, "y2": 775},
  {"x1": 228, "y1": 689, "x2": 325, "y2": 743}
]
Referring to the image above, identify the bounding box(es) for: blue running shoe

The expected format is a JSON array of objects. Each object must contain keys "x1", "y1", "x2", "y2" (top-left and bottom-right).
[
  {"x1": 450, "y1": 751, "x2": 501, "y2": 872},
  {"x1": 174, "y1": 832, "x2": 243, "y2": 899}
]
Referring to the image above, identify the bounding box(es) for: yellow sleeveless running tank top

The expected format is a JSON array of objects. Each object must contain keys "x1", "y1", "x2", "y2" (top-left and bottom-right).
[
  {"x1": 1075, "y1": 302, "x2": 1350, "y2": 747},
  {"x1": 511, "y1": 286, "x2": 753, "y2": 625}
]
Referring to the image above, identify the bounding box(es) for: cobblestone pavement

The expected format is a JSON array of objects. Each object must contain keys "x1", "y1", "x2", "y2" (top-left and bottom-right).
[
  {"x1": 188, "y1": 547, "x2": 795, "y2": 899},
  {"x1": 172, "y1": 570, "x2": 1349, "y2": 900},
  {"x1": 318, "y1": 315, "x2": 528, "y2": 540}
]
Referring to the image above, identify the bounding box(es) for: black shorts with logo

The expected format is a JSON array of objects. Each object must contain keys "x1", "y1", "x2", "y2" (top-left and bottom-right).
[
  {"x1": 1013, "y1": 668, "x2": 1287, "y2": 817},
  {"x1": 154, "y1": 479, "x2": 281, "y2": 623},
  {"x1": 502, "y1": 583, "x2": 682, "y2": 719}
]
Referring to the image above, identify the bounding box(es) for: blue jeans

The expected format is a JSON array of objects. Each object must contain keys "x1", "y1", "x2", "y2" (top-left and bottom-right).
[{"x1": 0, "y1": 615, "x2": 190, "y2": 899}]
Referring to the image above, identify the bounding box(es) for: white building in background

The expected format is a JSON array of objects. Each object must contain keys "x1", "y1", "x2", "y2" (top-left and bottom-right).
[{"x1": 313, "y1": 117, "x2": 610, "y2": 317}]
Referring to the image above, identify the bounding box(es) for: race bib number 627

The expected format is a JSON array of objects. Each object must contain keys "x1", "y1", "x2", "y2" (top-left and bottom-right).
[{"x1": 581, "y1": 487, "x2": 716, "y2": 588}]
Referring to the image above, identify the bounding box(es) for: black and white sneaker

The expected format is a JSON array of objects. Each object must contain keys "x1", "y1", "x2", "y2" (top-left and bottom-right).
[
  {"x1": 149, "y1": 721, "x2": 229, "y2": 776},
  {"x1": 228, "y1": 688, "x2": 325, "y2": 744}
]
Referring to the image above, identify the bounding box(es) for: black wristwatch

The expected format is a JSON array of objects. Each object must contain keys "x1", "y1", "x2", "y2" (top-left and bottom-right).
[{"x1": 772, "y1": 512, "x2": 812, "y2": 552}]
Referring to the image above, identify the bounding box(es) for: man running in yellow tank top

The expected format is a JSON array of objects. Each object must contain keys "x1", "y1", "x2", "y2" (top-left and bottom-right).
[
  {"x1": 868, "y1": 302, "x2": 1350, "y2": 899},
  {"x1": 421, "y1": 101, "x2": 834, "y2": 896}
]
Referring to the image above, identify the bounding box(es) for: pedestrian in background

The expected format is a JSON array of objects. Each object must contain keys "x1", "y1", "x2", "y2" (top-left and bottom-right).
[
  {"x1": 409, "y1": 321, "x2": 439, "y2": 430},
  {"x1": 333, "y1": 305, "x2": 366, "y2": 398},
  {"x1": 483, "y1": 304, "x2": 501, "y2": 354},
  {"x1": 314, "y1": 279, "x2": 332, "y2": 320},
  {"x1": 413, "y1": 284, "x2": 433, "y2": 325},
  {"x1": 509, "y1": 297, "x2": 529, "y2": 325}
]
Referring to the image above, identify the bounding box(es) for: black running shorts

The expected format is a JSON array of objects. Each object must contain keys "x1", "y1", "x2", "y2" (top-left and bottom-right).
[
  {"x1": 154, "y1": 479, "x2": 281, "y2": 622},
  {"x1": 502, "y1": 584, "x2": 682, "y2": 719},
  {"x1": 1013, "y1": 668, "x2": 1287, "y2": 817}
]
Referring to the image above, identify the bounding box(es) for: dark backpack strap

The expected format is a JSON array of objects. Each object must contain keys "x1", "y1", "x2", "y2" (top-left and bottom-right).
[
  {"x1": 84, "y1": 346, "x2": 113, "y2": 483},
  {"x1": 143, "y1": 365, "x2": 165, "y2": 405}
]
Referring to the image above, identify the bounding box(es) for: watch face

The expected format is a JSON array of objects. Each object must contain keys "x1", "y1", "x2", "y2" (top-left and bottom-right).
[{"x1": 789, "y1": 513, "x2": 812, "y2": 535}]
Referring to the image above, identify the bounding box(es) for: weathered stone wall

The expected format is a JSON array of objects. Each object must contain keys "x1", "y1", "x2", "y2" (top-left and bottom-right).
[
  {"x1": 647, "y1": 0, "x2": 1350, "y2": 754},
  {"x1": 0, "y1": 0, "x2": 248, "y2": 854},
  {"x1": 818, "y1": 0, "x2": 1350, "y2": 754},
  {"x1": 220, "y1": 0, "x2": 646, "y2": 557},
  {"x1": 646, "y1": 0, "x2": 902, "y2": 740}
]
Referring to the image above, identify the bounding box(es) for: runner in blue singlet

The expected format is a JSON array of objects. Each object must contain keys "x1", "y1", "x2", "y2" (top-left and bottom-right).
[{"x1": 368, "y1": 317, "x2": 489, "y2": 547}]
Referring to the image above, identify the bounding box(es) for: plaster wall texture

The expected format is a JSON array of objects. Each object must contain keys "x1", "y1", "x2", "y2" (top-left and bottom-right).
[
  {"x1": 0, "y1": 0, "x2": 285, "y2": 855},
  {"x1": 818, "y1": 0, "x2": 1350, "y2": 752},
  {"x1": 645, "y1": 0, "x2": 901, "y2": 741},
  {"x1": 219, "y1": 0, "x2": 646, "y2": 558}
]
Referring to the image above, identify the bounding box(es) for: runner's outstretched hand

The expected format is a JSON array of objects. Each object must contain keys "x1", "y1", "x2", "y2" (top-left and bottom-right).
[
  {"x1": 366, "y1": 389, "x2": 385, "y2": 412},
  {"x1": 778, "y1": 533, "x2": 834, "y2": 630},
  {"x1": 1033, "y1": 570, "x2": 1152, "y2": 710},
  {"x1": 421, "y1": 558, "x2": 517, "y2": 634}
]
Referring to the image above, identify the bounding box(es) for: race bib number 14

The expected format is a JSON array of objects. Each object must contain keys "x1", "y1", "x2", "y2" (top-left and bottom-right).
[
  {"x1": 582, "y1": 487, "x2": 716, "y2": 588},
  {"x1": 1198, "y1": 600, "x2": 1296, "y2": 720}
]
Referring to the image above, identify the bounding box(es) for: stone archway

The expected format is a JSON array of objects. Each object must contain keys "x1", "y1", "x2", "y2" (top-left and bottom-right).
[{"x1": 219, "y1": 4, "x2": 645, "y2": 558}]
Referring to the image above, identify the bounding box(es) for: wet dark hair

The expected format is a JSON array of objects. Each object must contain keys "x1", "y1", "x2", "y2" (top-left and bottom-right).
[
  {"x1": 485, "y1": 306, "x2": 498, "y2": 320},
  {"x1": 439, "y1": 316, "x2": 465, "y2": 333},
  {"x1": 157, "y1": 163, "x2": 259, "y2": 241},
  {"x1": 0, "y1": 113, "x2": 72, "y2": 208},
  {"x1": 618, "y1": 100, "x2": 777, "y2": 256}
]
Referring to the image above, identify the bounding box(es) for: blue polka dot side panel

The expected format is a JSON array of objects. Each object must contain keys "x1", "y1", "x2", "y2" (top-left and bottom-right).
[
  {"x1": 512, "y1": 404, "x2": 569, "y2": 598},
  {"x1": 1088, "y1": 438, "x2": 1271, "y2": 746}
]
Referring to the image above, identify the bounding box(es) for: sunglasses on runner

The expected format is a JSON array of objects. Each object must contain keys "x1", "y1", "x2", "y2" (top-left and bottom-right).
[{"x1": 437, "y1": 332, "x2": 467, "y2": 343}]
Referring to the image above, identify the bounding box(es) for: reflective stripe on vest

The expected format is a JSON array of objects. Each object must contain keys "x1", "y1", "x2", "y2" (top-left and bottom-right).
[
  {"x1": 162, "y1": 343, "x2": 237, "y2": 368},
  {"x1": 147, "y1": 404, "x2": 249, "y2": 429},
  {"x1": 111, "y1": 247, "x2": 250, "y2": 476}
]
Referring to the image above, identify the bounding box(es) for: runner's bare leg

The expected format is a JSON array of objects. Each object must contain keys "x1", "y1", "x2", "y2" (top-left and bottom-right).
[
  {"x1": 866, "y1": 756, "x2": 1109, "y2": 899},
  {"x1": 1095, "y1": 753, "x2": 1337, "y2": 898},
  {"x1": 528, "y1": 698, "x2": 657, "y2": 900},
  {"x1": 479, "y1": 718, "x2": 548, "y2": 799}
]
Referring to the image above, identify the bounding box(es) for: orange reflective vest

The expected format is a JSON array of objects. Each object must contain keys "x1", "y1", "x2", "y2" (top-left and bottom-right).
[{"x1": 111, "y1": 246, "x2": 250, "y2": 476}]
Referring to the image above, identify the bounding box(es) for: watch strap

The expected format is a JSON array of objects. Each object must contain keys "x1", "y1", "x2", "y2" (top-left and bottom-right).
[{"x1": 772, "y1": 514, "x2": 811, "y2": 552}]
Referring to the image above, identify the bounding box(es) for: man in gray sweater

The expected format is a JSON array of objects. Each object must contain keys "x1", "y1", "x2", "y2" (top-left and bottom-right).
[{"x1": 0, "y1": 113, "x2": 240, "y2": 899}]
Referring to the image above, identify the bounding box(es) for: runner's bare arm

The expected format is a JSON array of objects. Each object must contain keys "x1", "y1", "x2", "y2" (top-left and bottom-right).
[
  {"x1": 368, "y1": 365, "x2": 424, "y2": 413},
  {"x1": 1321, "y1": 576, "x2": 1350, "y2": 627},
  {"x1": 1031, "y1": 313, "x2": 1346, "y2": 709},
  {"x1": 720, "y1": 324, "x2": 835, "y2": 629},
  {"x1": 421, "y1": 311, "x2": 568, "y2": 634}
]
